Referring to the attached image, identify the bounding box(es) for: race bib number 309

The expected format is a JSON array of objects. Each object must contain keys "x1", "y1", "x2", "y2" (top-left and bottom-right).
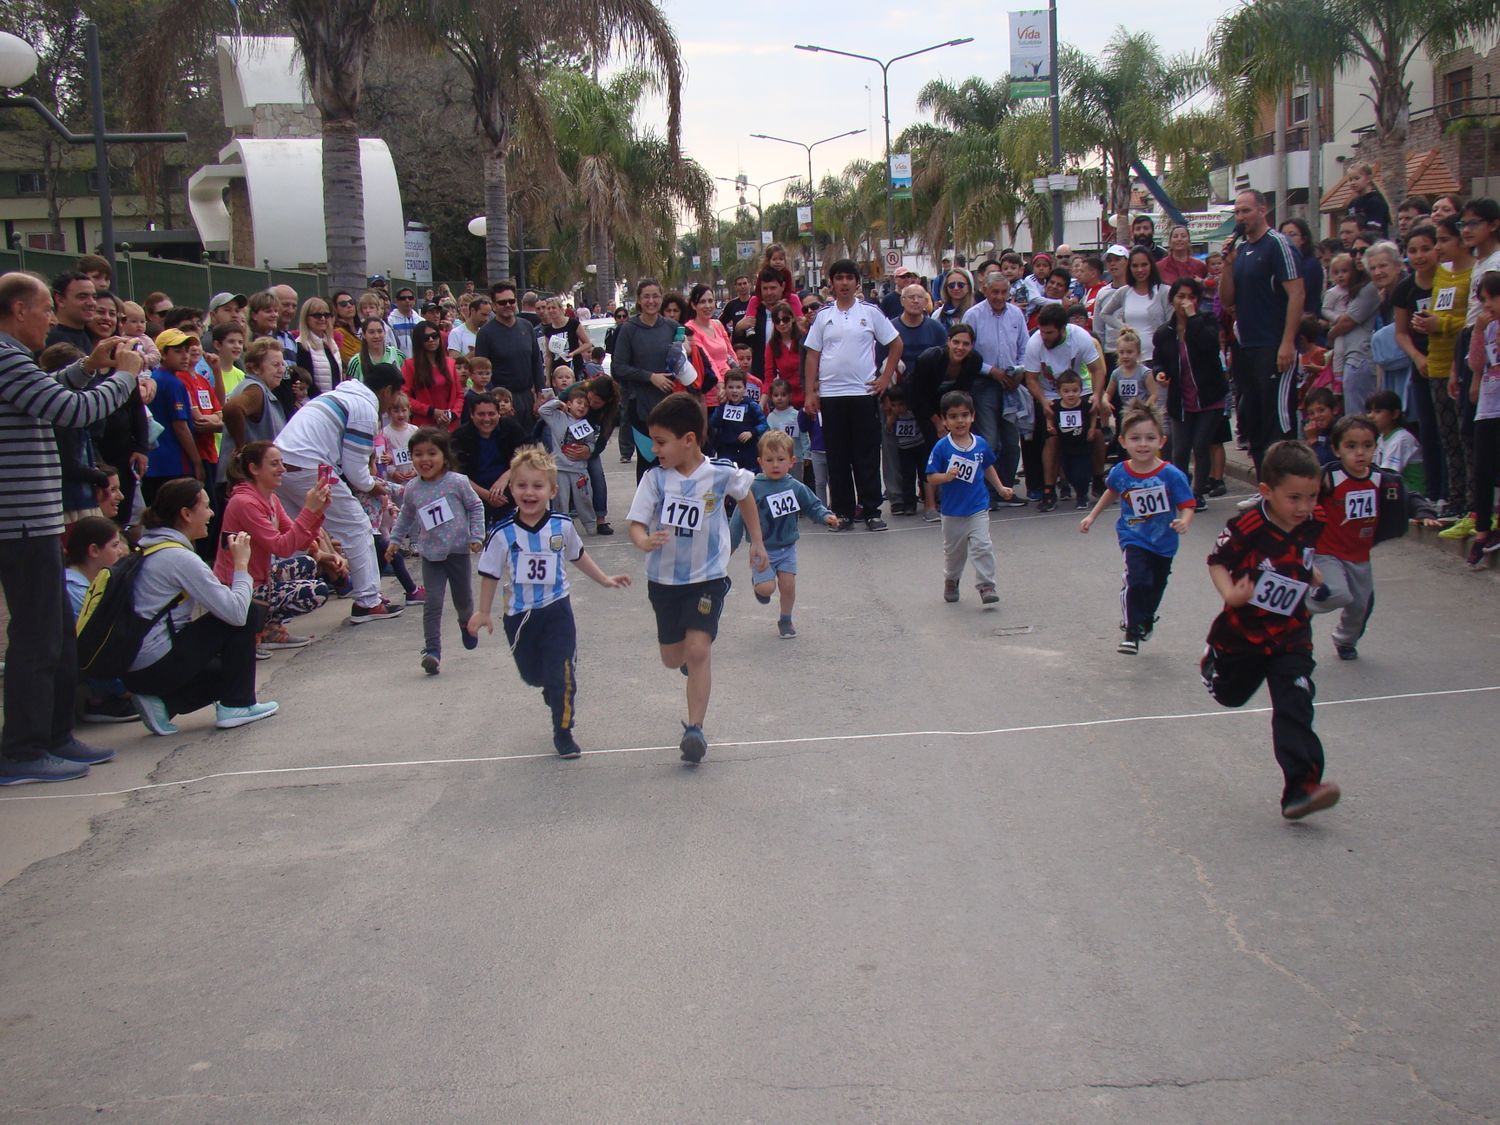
[{"x1": 948, "y1": 456, "x2": 978, "y2": 484}]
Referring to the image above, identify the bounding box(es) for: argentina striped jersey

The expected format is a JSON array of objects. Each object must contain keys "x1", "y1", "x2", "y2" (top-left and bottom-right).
[
  {"x1": 626, "y1": 457, "x2": 755, "y2": 585},
  {"x1": 478, "y1": 511, "x2": 584, "y2": 615}
]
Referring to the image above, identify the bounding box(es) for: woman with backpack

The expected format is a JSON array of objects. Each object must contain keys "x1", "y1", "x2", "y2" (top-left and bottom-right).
[{"x1": 124, "y1": 478, "x2": 279, "y2": 736}]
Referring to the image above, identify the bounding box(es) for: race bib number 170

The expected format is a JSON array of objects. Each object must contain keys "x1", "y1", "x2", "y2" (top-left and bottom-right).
[{"x1": 660, "y1": 495, "x2": 705, "y2": 533}]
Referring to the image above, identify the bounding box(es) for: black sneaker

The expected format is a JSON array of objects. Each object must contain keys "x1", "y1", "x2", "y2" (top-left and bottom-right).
[
  {"x1": 421, "y1": 651, "x2": 440, "y2": 675},
  {"x1": 1207, "y1": 478, "x2": 1228, "y2": 498},
  {"x1": 998, "y1": 496, "x2": 1029, "y2": 508},
  {"x1": 679, "y1": 722, "x2": 707, "y2": 764},
  {"x1": 1075, "y1": 496, "x2": 1091, "y2": 511},
  {"x1": 1038, "y1": 492, "x2": 1057, "y2": 513},
  {"x1": 865, "y1": 516, "x2": 889, "y2": 532},
  {"x1": 1194, "y1": 495, "x2": 1208, "y2": 512},
  {"x1": 461, "y1": 625, "x2": 479, "y2": 650},
  {"x1": 778, "y1": 617, "x2": 796, "y2": 639},
  {"x1": 595, "y1": 522, "x2": 614, "y2": 536},
  {"x1": 553, "y1": 730, "x2": 583, "y2": 759},
  {"x1": 1057, "y1": 480, "x2": 1073, "y2": 500},
  {"x1": 1282, "y1": 780, "x2": 1341, "y2": 820},
  {"x1": 679, "y1": 663, "x2": 689, "y2": 676},
  {"x1": 1335, "y1": 643, "x2": 1359, "y2": 661},
  {"x1": 1117, "y1": 631, "x2": 1141, "y2": 655},
  {"x1": 351, "y1": 600, "x2": 403, "y2": 624},
  {"x1": 81, "y1": 696, "x2": 138, "y2": 724},
  {"x1": 835, "y1": 516, "x2": 854, "y2": 532}
]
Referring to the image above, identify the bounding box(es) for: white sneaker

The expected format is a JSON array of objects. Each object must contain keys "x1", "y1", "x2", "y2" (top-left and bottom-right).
[{"x1": 1237, "y1": 495, "x2": 1261, "y2": 511}]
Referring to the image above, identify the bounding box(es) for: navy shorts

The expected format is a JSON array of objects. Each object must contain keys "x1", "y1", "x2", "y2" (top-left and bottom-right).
[{"x1": 647, "y1": 577, "x2": 730, "y2": 645}]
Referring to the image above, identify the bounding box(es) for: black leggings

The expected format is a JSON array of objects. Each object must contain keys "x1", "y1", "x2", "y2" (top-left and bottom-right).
[
  {"x1": 1472, "y1": 417, "x2": 1500, "y2": 534},
  {"x1": 1171, "y1": 411, "x2": 1219, "y2": 497},
  {"x1": 124, "y1": 613, "x2": 259, "y2": 716}
]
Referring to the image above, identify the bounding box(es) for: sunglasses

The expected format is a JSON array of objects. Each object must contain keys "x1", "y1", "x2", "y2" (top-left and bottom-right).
[
  {"x1": 495, "y1": 298, "x2": 517, "y2": 306},
  {"x1": 774, "y1": 315, "x2": 794, "y2": 324},
  {"x1": 308, "y1": 310, "x2": 330, "y2": 318},
  {"x1": 336, "y1": 298, "x2": 354, "y2": 306},
  {"x1": 947, "y1": 281, "x2": 968, "y2": 290}
]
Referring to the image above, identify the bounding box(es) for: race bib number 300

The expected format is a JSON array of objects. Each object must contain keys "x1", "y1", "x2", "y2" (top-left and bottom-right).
[
  {"x1": 660, "y1": 495, "x2": 705, "y2": 533},
  {"x1": 767, "y1": 489, "x2": 801, "y2": 518},
  {"x1": 1251, "y1": 570, "x2": 1309, "y2": 616},
  {"x1": 1128, "y1": 483, "x2": 1170, "y2": 519},
  {"x1": 948, "y1": 456, "x2": 978, "y2": 484}
]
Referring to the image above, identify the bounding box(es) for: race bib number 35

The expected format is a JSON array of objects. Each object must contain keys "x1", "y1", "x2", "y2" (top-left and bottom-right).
[
  {"x1": 1128, "y1": 483, "x2": 1170, "y2": 519},
  {"x1": 660, "y1": 495, "x2": 705, "y2": 533},
  {"x1": 513, "y1": 550, "x2": 555, "y2": 585},
  {"x1": 766, "y1": 489, "x2": 801, "y2": 518},
  {"x1": 949, "y1": 456, "x2": 978, "y2": 484},
  {"x1": 1344, "y1": 489, "x2": 1377, "y2": 522},
  {"x1": 1251, "y1": 570, "x2": 1309, "y2": 616}
]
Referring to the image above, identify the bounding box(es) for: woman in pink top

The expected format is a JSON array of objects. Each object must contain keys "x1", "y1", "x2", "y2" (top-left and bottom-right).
[
  {"x1": 402, "y1": 322, "x2": 463, "y2": 430},
  {"x1": 685, "y1": 283, "x2": 734, "y2": 407},
  {"x1": 214, "y1": 441, "x2": 330, "y2": 647}
]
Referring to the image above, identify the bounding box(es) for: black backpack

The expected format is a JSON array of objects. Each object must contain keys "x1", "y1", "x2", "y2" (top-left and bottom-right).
[
  {"x1": 75, "y1": 541, "x2": 187, "y2": 678},
  {"x1": 1372, "y1": 470, "x2": 1410, "y2": 545}
]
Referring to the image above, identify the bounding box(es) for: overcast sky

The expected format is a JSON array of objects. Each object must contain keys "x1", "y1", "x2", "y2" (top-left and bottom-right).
[{"x1": 648, "y1": 0, "x2": 1242, "y2": 222}]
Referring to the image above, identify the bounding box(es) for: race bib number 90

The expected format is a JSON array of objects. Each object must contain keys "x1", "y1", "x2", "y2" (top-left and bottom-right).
[
  {"x1": 1128, "y1": 483, "x2": 1170, "y2": 519},
  {"x1": 1058, "y1": 409, "x2": 1083, "y2": 431},
  {"x1": 948, "y1": 456, "x2": 978, "y2": 484},
  {"x1": 766, "y1": 489, "x2": 801, "y2": 518},
  {"x1": 1251, "y1": 570, "x2": 1309, "y2": 616},
  {"x1": 660, "y1": 495, "x2": 705, "y2": 533},
  {"x1": 513, "y1": 550, "x2": 555, "y2": 585},
  {"x1": 1344, "y1": 489, "x2": 1377, "y2": 522}
]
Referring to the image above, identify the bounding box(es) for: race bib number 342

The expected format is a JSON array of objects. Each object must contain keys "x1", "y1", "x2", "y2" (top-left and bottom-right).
[{"x1": 766, "y1": 489, "x2": 801, "y2": 518}]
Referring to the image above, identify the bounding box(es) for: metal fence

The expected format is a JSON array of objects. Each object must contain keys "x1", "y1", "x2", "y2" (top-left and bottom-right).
[{"x1": 0, "y1": 246, "x2": 416, "y2": 309}]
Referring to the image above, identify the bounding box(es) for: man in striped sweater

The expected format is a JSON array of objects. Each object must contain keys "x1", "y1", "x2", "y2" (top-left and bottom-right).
[{"x1": 0, "y1": 272, "x2": 147, "y2": 785}]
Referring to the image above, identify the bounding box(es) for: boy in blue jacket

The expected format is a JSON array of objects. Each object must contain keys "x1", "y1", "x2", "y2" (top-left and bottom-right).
[
  {"x1": 709, "y1": 369, "x2": 767, "y2": 469},
  {"x1": 731, "y1": 429, "x2": 839, "y2": 637}
]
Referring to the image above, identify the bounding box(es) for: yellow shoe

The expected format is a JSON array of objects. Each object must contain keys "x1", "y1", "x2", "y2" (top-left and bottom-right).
[{"x1": 1439, "y1": 516, "x2": 1476, "y2": 540}]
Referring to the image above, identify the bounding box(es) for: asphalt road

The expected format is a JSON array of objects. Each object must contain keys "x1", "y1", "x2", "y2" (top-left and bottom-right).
[{"x1": 2, "y1": 465, "x2": 1499, "y2": 1123}]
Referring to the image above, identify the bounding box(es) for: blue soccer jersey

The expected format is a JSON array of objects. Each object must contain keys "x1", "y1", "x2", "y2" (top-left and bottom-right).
[
  {"x1": 1106, "y1": 460, "x2": 1195, "y2": 556},
  {"x1": 926, "y1": 433, "x2": 996, "y2": 517},
  {"x1": 478, "y1": 511, "x2": 585, "y2": 615},
  {"x1": 626, "y1": 457, "x2": 755, "y2": 585}
]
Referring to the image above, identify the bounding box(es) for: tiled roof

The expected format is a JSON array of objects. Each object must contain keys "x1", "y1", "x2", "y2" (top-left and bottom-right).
[{"x1": 1320, "y1": 149, "x2": 1461, "y2": 212}]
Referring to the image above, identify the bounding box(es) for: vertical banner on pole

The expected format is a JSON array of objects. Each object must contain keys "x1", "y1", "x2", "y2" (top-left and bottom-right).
[
  {"x1": 710, "y1": 246, "x2": 721, "y2": 265},
  {"x1": 1008, "y1": 11, "x2": 1051, "y2": 98},
  {"x1": 760, "y1": 230, "x2": 774, "y2": 245},
  {"x1": 692, "y1": 255, "x2": 702, "y2": 270},
  {"x1": 890, "y1": 154, "x2": 913, "y2": 201},
  {"x1": 736, "y1": 241, "x2": 757, "y2": 261},
  {"x1": 796, "y1": 205, "x2": 813, "y2": 235}
]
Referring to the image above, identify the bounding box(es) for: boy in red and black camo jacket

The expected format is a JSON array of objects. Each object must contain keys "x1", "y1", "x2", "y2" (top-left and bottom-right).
[{"x1": 1201, "y1": 440, "x2": 1342, "y2": 821}]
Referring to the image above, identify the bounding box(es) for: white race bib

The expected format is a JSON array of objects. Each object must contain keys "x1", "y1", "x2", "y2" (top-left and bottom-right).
[
  {"x1": 1128, "y1": 482, "x2": 1170, "y2": 519},
  {"x1": 766, "y1": 489, "x2": 800, "y2": 518},
  {"x1": 196, "y1": 389, "x2": 213, "y2": 410},
  {"x1": 567, "y1": 419, "x2": 595, "y2": 442},
  {"x1": 1251, "y1": 569, "x2": 1309, "y2": 616},
  {"x1": 1434, "y1": 286, "x2": 1457, "y2": 312},
  {"x1": 1344, "y1": 488, "x2": 1377, "y2": 522},
  {"x1": 782, "y1": 422, "x2": 800, "y2": 440},
  {"x1": 721, "y1": 404, "x2": 746, "y2": 423},
  {"x1": 1058, "y1": 409, "x2": 1083, "y2": 431},
  {"x1": 513, "y1": 550, "x2": 556, "y2": 585},
  {"x1": 948, "y1": 456, "x2": 978, "y2": 484},
  {"x1": 419, "y1": 497, "x2": 454, "y2": 530},
  {"x1": 660, "y1": 494, "x2": 705, "y2": 533},
  {"x1": 392, "y1": 447, "x2": 412, "y2": 466},
  {"x1": 894, "y1": 417, "x2": 919, "y2": 441},
  {"x1": 1487, "y1": 337, "x2": 1500, "y2": 368},
  {"x1": 1116, "y1": 378, "x2": 1140, "y2": 400}
]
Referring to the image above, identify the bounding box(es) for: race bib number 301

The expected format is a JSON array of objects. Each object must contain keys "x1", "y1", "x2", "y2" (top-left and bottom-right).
[
  {"x1": 766, "y1": 489, "x2": 801, "y2": 518},
  {"x1": 1128, "y1": 483, "x2": 1170, "y2": 519},
  {"x1": 948, "y1": 456, "x2": 978, "y2": 484},
  {"x1": 1251, "y1": 570, "x2": 1309, "y2": 616}
]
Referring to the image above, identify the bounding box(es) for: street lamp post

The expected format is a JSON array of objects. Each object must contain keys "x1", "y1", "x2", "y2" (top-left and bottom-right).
[
  {"x1": 795, "y1": 39, "x2": 973, "y2": 265},
  {"x1": 714, "y1": 174, "x2": 798, "y2": 225},
  {"x1": 750, "y1": 129, "x2": 864, "y2": 288},
  {"x1": 0, "y1": 25, "x2": 187, "y2": 277}
]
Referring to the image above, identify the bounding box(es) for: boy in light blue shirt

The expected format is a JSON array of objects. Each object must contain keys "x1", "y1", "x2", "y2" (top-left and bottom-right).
[{"x1": 926, "y1": 390, "x2": 1015, "y2": 605}]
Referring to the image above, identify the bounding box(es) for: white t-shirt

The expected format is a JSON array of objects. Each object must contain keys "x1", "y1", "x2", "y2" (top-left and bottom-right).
[
  {"x1": 1122, "y1": 287, "x2": 1164, "y2": 360},
  {"x1": 1022, "y1": 323, "x2": 1100, "y2": 398},
  {"x1": 804, "y1": 300, "x2": 899, "y2": 397},
  {"x1": 1375, "y1": 427, "x2": 1421, "y2": 472},
  {"x1": 1469, "y1": 248, "x2": 1500, "y2": 327},
  {"x1": 447, "y1": 321, "x2": 478, "y2": 356},
  {"x1": 625, "y1": 456, "x2": 754, "y2": 585}
]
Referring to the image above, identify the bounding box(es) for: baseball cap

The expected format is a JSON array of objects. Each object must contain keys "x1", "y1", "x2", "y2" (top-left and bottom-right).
[
  {"x1": 421, "y1": 301, "x2": 440, "y2": 313},
  {"x1": 1105, "y1": 244, "x2": 1130, "y2": 258},
  {"x1": 208, "y1": 291, "x2": 246, "y2": 313},
  {"x1": 155, "y1": 328, "x2": 194, "y2": 350},
  {"x1": 367, "y1": 274, "x2": 388, "y2": 287}
]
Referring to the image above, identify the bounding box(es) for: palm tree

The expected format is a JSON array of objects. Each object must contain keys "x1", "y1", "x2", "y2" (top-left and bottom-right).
[
  {"x1": 410, "y1": 0, "x2": 683, "y2": 283},
  {"x1": 1059, "y1": 29, "x2": 1200, "y2": 225},
  {"x1": 1209, "y1": 0, "x2": 1500, "y2": 205}
]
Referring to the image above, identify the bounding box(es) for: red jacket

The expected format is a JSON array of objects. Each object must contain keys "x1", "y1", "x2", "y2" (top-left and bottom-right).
[
  {"x1": 214, "y1": 482, "x2": 325, "y2": 588},
  {"x1": 763, "y1": 339, "x2": 805, "y2": 407},
  {"x1": 402, "y1": 356, "x2": 464, "y2": 431}
]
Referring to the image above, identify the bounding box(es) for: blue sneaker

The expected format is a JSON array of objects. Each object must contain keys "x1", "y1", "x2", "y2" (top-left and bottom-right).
[
  {"x1": 49, "y1": 737, "x2": 116, "y2": 765},
  {"x1": 461, "y1": 625, "x2": 479, "y2": 651},
  {"x1": 679, "y1": 722, "x2": 707, "y2": 764},
  {"x1": 0, "y1": 753, "x2": 89, "y2": 785},
  {"x1": 133, "y1": 693, "x2": 178, "y2": 736},
  {"x1": 214, "y1": 701, "x2": 280, "y2": 729}
]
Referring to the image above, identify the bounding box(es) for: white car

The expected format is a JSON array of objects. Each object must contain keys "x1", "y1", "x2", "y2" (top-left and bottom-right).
[{"x1": 580, "y1": 318, "x2": 614, "y2": 376}]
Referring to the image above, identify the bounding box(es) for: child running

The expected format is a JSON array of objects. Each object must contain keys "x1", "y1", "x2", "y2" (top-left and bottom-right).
[
  {"x1": 470, "y1": 448, "x2": 631, "y2": 758},
  {"x1": 627, "y1": 393, "x2": 768, "y2": 764},
  {"x1": 1079, "y1": 399, "x2": 1195, "y2": 653},
  {"x1": 1201, "y1": 440, "x2": 1341, "y2": 820},
  {"x1": 729, "y1": 429, "x2": 839, "y2": 638},
  {"x1": 925, "y1": 390, "x2": 1016, "y2": 605},
  {"x1": 387, "y1": 427, "x2": 485, "y2": 675},
  {"x1": 1309, "y1": 414, "x2": 1384, "y2": 660}
]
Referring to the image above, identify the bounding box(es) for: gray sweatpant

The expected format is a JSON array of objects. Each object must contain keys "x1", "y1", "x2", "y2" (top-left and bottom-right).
[
  {"x1": 422, "y1": 554, "x2": 474, "y2": 658},
  {"x1": 942, "y1": 510, "x2": 996, "y2": 587},
  {"x1": 556, "y1": 458, "x2": 596, "y2": 533},
  {"x1": 1310, "y1": 553, "x2": 1374, "y2": 648}
]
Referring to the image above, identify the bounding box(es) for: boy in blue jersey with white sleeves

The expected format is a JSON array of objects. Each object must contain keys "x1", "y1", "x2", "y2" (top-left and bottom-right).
[
  {"x1": 627, "y1": 393, "x2": 768, "y2": 765},
  {"x1": 469, "y1": 447, "x2": 631, "y2": 758},
  {"x1": 1079, "y1": 398, "x2": 1195, "y2": 654},
  {"x1": 926, "y1": 390, "x2": 1016, "y2": 606},
  {"x1": 729, "y1": 428, "x2": 840, "y2": 638}
]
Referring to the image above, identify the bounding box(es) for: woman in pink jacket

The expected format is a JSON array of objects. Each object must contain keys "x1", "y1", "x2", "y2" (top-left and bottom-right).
[
  {"x1": 402, "y1": 322, "x2": 463, "y2": 431},
  {"x1": 214, "y1": 441, "x2": 331, "y2": 650}
]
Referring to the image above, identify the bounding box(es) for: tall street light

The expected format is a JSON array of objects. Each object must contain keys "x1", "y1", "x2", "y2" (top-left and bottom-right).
[
  {"x1": 715, "y1": 174, "x2": 798, "y2": 223},
  {"x1": 750, "y1": 129, "x2": 864, "y2": 288},
  {"x1": 795, "y1": 39, "x2": 973, "y2": 262}
]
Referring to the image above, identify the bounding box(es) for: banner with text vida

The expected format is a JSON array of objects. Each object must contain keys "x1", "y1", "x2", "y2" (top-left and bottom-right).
[
  {"x1": 890, "y1": 154, "x2": 913, "y2": 201},
  {"x1": 797, "y1": 205, "x2": 812, "y2": 235},
  {"x1": 1008, "y1": 10, "x2": 1051, "y2": 98}
]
